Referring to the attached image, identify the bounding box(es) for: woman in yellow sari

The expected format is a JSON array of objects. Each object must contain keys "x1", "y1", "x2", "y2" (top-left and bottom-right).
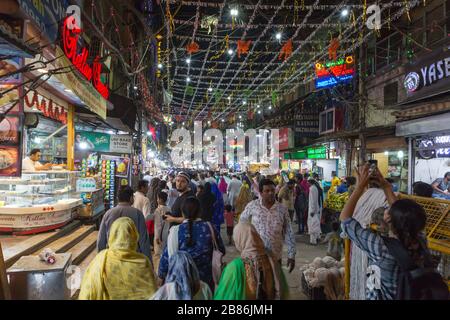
[
  {"x1": 234, "y1": 182, "x2": 253, "y2": 221},
  {"x1": 79, "y1": 217, "x2": 157, "y2": 300}
]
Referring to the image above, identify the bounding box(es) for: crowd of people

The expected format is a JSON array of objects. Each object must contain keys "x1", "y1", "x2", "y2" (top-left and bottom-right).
[{"x1": 77, "y1": 167, "x2": 448, "y2": 300}]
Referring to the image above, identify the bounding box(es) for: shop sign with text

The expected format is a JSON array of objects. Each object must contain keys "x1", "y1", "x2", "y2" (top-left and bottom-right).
[
  {"x1": 17, "y1": 0, "x2": 69, "y2": 42},
  {"x1": 62, "y1": 17, "x2": 109, "y2": 99},
  {"x1": 404, "y1": 44, "x2": 450, "y2": 103}
]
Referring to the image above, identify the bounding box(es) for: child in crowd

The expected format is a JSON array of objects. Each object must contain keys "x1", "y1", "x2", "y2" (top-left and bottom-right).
[
  {"x1": 323, "y1": 221, "x2": 343, "y2": 260},
  {"x1": 153, "y1": 191, "x2": 171, "y2": 273},
  {"x1": 224, "y1": 204, "x2": 235, "y2": 245},
  {"x1": 369, "y1": 207, "x2": 389, "y2": 236}
]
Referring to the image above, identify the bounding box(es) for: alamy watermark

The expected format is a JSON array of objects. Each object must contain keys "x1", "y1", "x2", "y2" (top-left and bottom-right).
[{"x1": 170, "y1": 122, "x2": 280, "y2": 171}]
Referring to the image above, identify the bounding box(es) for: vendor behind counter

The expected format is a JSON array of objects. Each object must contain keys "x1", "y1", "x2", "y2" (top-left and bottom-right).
[{"x1": 22, "y1": 148, "x2": 62, "y2": 171}]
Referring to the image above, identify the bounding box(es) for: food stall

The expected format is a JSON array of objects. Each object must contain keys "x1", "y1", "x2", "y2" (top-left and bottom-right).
[{"x1": 0, "y1": 171, "x2": 82, "y2": 235}]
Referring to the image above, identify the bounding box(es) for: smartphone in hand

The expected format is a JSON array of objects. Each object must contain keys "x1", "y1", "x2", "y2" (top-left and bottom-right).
[{"x1": 368, "y1": 160, "x2": 378, "y2": 175}]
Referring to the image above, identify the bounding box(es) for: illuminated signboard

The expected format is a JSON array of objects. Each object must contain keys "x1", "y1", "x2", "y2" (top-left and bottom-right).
[
  {"x1": 315, "y1": 56, "x2": 355, "y2": 89},
  {"x1": 418, "y1": 135, "x2": 450, "y2": 159},
  {"x1": 62, "y1": 17, "x2": 109, "y2": 99},
  {"x1": 307, "y1": 146, "x2": 327, "y2": 159},
  {"x1": 285, "y1": 150, "x2": 307, "y2": 160}
]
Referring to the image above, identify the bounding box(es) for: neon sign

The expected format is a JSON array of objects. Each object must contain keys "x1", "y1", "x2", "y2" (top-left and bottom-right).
[
  {"x1": 315, "y1": 56, "x2": 355, "y2": 89},
  {"x1": 62, "y1": 17, "x2": 109, "y2": 99}
]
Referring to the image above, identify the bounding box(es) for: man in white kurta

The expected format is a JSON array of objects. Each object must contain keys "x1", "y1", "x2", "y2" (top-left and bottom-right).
[
  {"x1": 227, "y1": 175, "x2": 242, "y2": 208},
  {"x1": 308, "y1": 182, "x2": 322, "y2": 244}
]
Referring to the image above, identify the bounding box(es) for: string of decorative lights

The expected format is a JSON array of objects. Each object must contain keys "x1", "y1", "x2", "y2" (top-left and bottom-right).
[
  {"x1": 185, "y1": 0, "x2": 229, "y2": 118},
  {"x1": 179, "y1": 0, "x2": 202, "y2": 114},
  {"x1": 194, "y1": 0, "x2": 286, "y2": 120},
  {"x1": 218, "y1": 0, "x2": 421, "y2": 121},
  {"x1": 214, "y1": 0, "x2": 348, "y2": 120},
  {"x1": 204, "y1": 0, "x2": 321, "y2": 120},
  {"x1": 165, "y1": 1, "x2": 408, "y2": 10}
]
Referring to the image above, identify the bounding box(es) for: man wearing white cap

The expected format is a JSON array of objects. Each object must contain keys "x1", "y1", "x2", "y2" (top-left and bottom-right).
[{"x1": 164, "y1": 171, "x2": 196, "y2": 226}]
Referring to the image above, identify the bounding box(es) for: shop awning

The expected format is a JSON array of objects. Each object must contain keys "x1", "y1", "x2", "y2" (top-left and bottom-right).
[
  {"x1": 396, "y1": 112, "x2": 450, "y2": 137},
  {"x1": 75, "y1": 94, "x2": 137, "y2": 133}
]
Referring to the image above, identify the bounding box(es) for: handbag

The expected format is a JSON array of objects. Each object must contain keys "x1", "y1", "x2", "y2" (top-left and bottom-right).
[{"x1": 207, "y1": 222, "x2": 225, "y2": 285}]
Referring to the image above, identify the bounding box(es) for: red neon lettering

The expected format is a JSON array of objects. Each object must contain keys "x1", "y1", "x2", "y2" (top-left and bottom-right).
[{"x1": 62, "y1": 18, "x2": 109, "y2": 99}]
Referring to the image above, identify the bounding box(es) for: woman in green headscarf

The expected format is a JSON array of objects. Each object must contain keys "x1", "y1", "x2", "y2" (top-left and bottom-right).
[{"x1": 214, "y1": 222, "x2": 289, "y2": 300}]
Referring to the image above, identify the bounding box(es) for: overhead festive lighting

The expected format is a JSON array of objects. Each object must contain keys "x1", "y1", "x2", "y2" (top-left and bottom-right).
[
  {"x1": 208, "y1": 121, "x2": 211, "y2": 125},
  {"x1": 230, "y1": 8, "x2": 238, "y2": 17},
  {"x1": 186, "y1": 58, "x2": 191, "y2": 64},
  {"x1": 186, "y1": 77, "x2": 191, "y2": 82},
  {"x1": 256, "y1": 104, "x2": 260, "y2": 108},
  {"x1": 341, "y1": 8, "x2": 349, "y2": 17},
  {"x1": 208, "y1": 87, "x2": 213, "y2": 92},
  {"x1": 227, "y1": 49, "x2": 234, "y2": 55},
  {"x1": 275, "y1": 32, "x2": 282, "y2": 40},
  {"x1": 242, "y1": 100, "x2": 247, "y2": 105},
  {"x1": 268, "y1": 106, "x2": 272, "y2": 110},
  {"x1": 257, "y1": 110, "x2": 261, "y2": 114},
  {"x1": 221, "y1": 119, "x2": 225, "y2": 122},
  {"x1": 157, "y1": 63, "x2": 163, "y2": 69},
  {"x1": 239, "y1": 115, "x2": 242, "y2": 119},
  {"x1": 133, "y1": 85, "x2": 138, "y2": 90}
]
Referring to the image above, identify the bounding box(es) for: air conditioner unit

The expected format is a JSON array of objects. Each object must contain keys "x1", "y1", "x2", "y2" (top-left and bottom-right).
[{"x1": 319, "y1": 107, "x2": 344, "y2": 135}]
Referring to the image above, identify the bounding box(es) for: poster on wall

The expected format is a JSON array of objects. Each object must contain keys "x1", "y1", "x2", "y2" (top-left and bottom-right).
[
  {"x1": 0, "y1": 86, "x2": 21, "y2": 115},
  {"x1": 0, "y1": 58, "x2": 22, "y2": 84},
  {"x1": 100, "y1": 154, "x2": 130, "y2": 178},
  {"x1": 0, "y1": 116, "x2": 22, "y2": 176}
]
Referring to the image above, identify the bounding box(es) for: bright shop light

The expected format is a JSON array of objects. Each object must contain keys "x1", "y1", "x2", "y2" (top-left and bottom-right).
[
  {"x1": 341, "y1": 8, "x2": 349, "y2": 17},
  {"x1": 275, "y1": 32, "x2": 282, "y2": 40},
  {"x1": 186, "y1": 77, "x2": 191, "y2": 82},
  {"x1": 79, "y1": 142, "x2": 88, "y2": 150},
  {"x1": 230, "y1": 8, "x2": 238, "y2": 17},
  {"x1": 157, "y1": 63, "x2": 163, "y2": 69},
  {"x1": 208, "y1": 87, "x2": 213, "y2": 92},
  {"x1": 398, "y1": 150, "x2": 404, "y2": 158},
  {"x1": 186, "y1": 58, "x2": 191, "y2": 64},
  {"x1": 227, "y1": 49, "x2": 234, "y2": 55}
]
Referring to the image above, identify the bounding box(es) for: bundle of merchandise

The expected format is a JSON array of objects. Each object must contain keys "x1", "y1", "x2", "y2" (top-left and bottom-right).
[
  {"x1": 100, "y1": 159, "x2": 116, "y2": 208},
  {"x1": 300, "y1": 256, "x2": 345, "y2": 300},
  {"x1": 324, "y1": 192, "x2": 349, "y2": 211}
]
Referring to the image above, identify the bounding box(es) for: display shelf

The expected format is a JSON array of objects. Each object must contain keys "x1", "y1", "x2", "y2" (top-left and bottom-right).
[
  {"x1": 2, "y1": 188, "x2": 72, "y2": 196},
  {"x1": 0, "y1": 178, "x2": 67, "y2": 185}
]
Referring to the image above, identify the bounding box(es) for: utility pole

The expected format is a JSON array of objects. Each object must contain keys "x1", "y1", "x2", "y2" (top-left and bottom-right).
[{"x1": 358, "y1": 32, "x2": 368, "y2": 165}]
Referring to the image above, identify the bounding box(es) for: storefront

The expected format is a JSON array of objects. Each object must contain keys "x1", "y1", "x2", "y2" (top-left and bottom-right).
[
  {"x1": 396, "y1": 112, "x2": 450, "y2": 197},
  {"x1": 283, "y1": 144, "x2": 340, "y2": 182},
  {"x1": 395, "y1": 41, "x2": 450, "y2": 195},
  {"x1": 0, "y1": 12, "x2": 119, "y2": 234},
  {"x1": 366, "y1": 135, "x2": 409, "y2": 193}
]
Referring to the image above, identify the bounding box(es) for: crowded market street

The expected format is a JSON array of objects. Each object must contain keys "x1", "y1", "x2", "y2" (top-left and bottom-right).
[{"x1": 0, "y1": 0, "x2": 449, "y2": 306}]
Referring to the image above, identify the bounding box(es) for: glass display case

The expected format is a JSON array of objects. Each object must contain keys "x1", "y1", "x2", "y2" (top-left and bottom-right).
[{"x1": 0, "y1": 171, "x2": 82, "y2": 235}]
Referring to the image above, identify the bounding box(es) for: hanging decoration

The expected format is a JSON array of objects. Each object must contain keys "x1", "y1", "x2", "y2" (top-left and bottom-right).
[
  {"x1": 271, "y1": 91, "x2": 278, "y2": 107},
  {"x1": 186, "y1": 41, "x2": 200, "y2": 55},
  {"x1": 237, "y1": 40, "x2": 252, "y2": 58},
  {"x1": 200, "y1": 15, "x2": 219, "y2": 34},
  {"x1": 278, "y1": 39, "x2": 293, "y2": 61},
  {"x1": 185, "y1": 84, "x2": 194, "y2": 96},
  {"x1": 25, "y1": 90, "x2": 68, "y2": 124},
  {"x1": 175, "y1": 115, "x2": 183, "y2": 123},
  {"x1": 328, "y1": 37, "x2": 340, "y2": 60}
]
